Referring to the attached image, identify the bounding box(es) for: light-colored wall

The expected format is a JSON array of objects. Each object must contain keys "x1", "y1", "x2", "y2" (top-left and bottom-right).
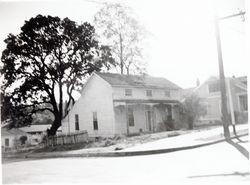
[
  {"x1": 195, "y1": 80, "x2": 222, "y2": 121},
  {"x1": 230, "y1": 83, "x2": 247, "y2": 112},
  {"x1": 200, "y1": 97, "x2": 221, "y2": 120},
  {"x1": 62, "y1": 74, "x2": 115, "y2": 137},
  {"x1": 132, "y1": 105, "x2": 150, "y2": 133},
  {"x1": 1, "y1": 134, "x2": 31, "y2": 148},
  {"x1": 114, "y1": 104, "x2": 149, "y2": 135},
  {"x1": 113, "y1": 87, "x2": 180, "y2": 100},
  {"x1": 114, "y1": 106, "x2": 127, "y2": 135},
  {"x1": 1, "y1": 135, "x2": 15, "y2": 148},
  {"x1": 194, "y1": 81, "x2": 219, "y2": 98},
  {"x1": 195, "y1": 78, "x2": 247, "y2": 122},
  {"x1": 114, "y1": 104, "x2": 178, "y2": 135}
]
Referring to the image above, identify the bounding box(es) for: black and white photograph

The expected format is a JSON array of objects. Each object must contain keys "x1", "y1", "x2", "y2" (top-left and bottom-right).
[{"x1": 0, "y1": 0, "x2": 249, "y2": 184}]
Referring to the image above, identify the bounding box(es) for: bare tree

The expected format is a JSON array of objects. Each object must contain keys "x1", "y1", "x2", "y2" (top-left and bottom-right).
[{"x1": 94, "y1": 3, "x2": 146, "y2": 75}]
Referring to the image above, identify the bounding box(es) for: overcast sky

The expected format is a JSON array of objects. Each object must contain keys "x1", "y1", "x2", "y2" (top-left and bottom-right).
[{"x1": 0, "y1": 0, "x2": 247, "y2": 88}]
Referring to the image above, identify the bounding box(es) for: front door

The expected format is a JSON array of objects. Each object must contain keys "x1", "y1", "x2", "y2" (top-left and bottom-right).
[
  {"x1": 166, "y1": 105, "x2": 172, "y2": 120},
  {"x1": 145, "y1": 110, "x2": 152, "y2": 131}
]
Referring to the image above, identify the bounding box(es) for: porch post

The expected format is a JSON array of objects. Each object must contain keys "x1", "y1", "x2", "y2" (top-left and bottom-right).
[
  {"x1": 125, "y1": 104, "x2": 130, "y2": 136},
  {"x1": 170, "y1": 104, "x2": 174, "y2": 120},
  {"x1": 150, "y1": 104, "x2": 155, "y2": 133}
]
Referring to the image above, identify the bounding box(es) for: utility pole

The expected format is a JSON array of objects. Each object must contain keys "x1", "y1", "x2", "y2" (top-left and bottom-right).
[
  {"x1": 214, "y1": 10, "x2": 245, "y2": 139},
  {"x1": 214, "y1": 16, "x2": 230, "y2": 139},
  {"x1": 227, "y1": 78, "x2": 237, "y2": 135}
]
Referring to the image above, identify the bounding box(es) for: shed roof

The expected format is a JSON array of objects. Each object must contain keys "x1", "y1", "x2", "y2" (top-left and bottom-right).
[
  {"x1": 96, "y1": 72, "x2": 181, "y2": 89},
  {"x1": 19, "y1": 125, "x2": 51, "y2": 133},
  {"x1": 1, "y1": 128, "x2": 28, "y2": 137},
  {"x1": 19, "y1": 125, "x2": 62, "y2": 133}
]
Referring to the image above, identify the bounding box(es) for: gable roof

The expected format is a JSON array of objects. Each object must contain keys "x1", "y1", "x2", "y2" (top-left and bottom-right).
[
  {"x1": 236, "y1": 76, "x2": 247, "y2": 84},
  {"x1": 187, "y1": 75, "x2": 247, "y2": 95},
  {"x1": 181, "y1": 87, "x2": 196, "y2": 97},
  {"x1": 96, "y1": 72, "x2": 181, "y2": 89}
]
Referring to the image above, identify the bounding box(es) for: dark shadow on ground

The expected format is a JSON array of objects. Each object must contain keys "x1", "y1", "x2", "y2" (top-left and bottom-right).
[
  {"x1": 188, "y1": 171, "x2": 249, "y2": 178},
  {"x1": 233, "y1": 135, "x2": 248, "y2": 143},
  {"x1": 226, "y1": 136, "x2": 249, "y2": 159}
]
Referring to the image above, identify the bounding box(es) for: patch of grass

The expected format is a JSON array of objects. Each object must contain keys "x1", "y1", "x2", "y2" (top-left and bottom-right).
[
  {"x1": 168, "y1": 132, "x2": 180, "y2": 137},
  {"x1": 33, "y1": 142, "x2": 90, "y2": 153}
]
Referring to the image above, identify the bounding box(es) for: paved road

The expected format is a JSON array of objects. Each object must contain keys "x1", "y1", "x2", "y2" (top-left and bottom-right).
[{"x1": 2, "y1": 136, "x2": 249, "y2": 184}]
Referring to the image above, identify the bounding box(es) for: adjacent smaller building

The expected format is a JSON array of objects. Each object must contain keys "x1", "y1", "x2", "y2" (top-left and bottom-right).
[
  {"x1": 19, "y1": 124, "x2": 62, "y2": 144},
  {"x1": 19, "y1": 124, "x2": 51, "y2": 145},
  {"x1": 1, "y1": 128, "x2": 30, "y2": 151}
]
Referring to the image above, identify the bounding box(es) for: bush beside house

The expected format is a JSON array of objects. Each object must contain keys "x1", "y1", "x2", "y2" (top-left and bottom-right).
[{"x1": 177, "y1": 94, "x2": 207, "y2": 129}]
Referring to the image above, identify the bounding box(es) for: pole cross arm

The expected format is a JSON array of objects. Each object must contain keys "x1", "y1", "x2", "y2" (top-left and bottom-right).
[{"x1": 219, "y1": 11, "x2": 246, "y2": 21}]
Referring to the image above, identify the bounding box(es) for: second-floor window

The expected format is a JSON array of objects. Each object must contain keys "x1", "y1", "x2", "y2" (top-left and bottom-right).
[
  {"x1": 146, "y1": 90, "x2": 152, "y2": 97},
  {"x1": 165, "y1": 90, "x2": 170, "y2": 97},
  {"x1": 125, "y1": 89, "x2": 132, "y2": 96},
  {"x1": 239, "y1": 95, "x2": 248, "y2": 111},
  {"x1": 208, "y1": 82, "x2": 220, "y2": 93}
]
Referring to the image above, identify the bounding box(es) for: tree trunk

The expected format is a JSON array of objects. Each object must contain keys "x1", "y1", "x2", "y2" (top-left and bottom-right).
[
  {"x1": 48, "y1": 76, "x2": 63, "y2": 136},
  {"x1": 119, "y1": 34, "x2": 124, "y2": 74},
  {"x1": 48, "y1": 116, "x2": 61, "y2": 136},
  {"x1": 126, "y1": 67, "x2": 130, "y2": 75},
  {"x1": 58, "y1": 80, "x2": 63, "y2": 122}
]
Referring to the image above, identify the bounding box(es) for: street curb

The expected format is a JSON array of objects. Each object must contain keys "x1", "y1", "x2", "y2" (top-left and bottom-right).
[{"x1": 23, "y1": 132, "x2": 248, "y2": 159}]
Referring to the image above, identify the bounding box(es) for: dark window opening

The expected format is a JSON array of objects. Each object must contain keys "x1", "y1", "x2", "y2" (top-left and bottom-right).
[
  {"x1": 128, "y1": 107, "x2": 135, "y2": 127},
  {"x1": 5, "y1": 138, "x2": 9, "y2": 147},
  {"x1": 125, "y1": 89, "x2": 132, "y2": 96},
  {"x1": 146, "y1": 90, "x2": 152, "y2": 97},
  {"x1": 165, "y1": 90, "x2": 170, "y2": 97},
  {"x1": 75, "y1": 114, "x2": 79, "y2": 131},
  {"x1": 239, "y1": 95, "x2": 248, "y2": 111},
  {"x1": 208, "y1": 82, "x2": 220, "y2": 93},
  {"x1": 93, "y1": 112, "x2": 98, "y2": 130}
]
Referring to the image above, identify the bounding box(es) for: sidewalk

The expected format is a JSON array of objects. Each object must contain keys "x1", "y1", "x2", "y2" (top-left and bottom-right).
[
  {"x1": 122, "y1": 124, "x2": 248, "y2": 152},
  {"x1": 20, "y1": 124, "x2": 248, "y2": 159},
  {"x1": 2, "y1": 124, "x2": 248, "y2": 161}
]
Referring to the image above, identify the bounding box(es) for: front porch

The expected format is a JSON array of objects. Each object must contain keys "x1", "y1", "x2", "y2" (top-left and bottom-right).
[{"x1": 113, "y1": 99, "x2": 179, "y2": 136}]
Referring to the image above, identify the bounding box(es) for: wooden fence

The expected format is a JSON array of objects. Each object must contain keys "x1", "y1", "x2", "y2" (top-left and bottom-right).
[{"x1": 44, "y1": 131, "x2": 88, "y2": 147}]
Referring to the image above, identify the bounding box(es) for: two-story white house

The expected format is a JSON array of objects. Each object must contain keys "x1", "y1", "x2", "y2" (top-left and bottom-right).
[
  {"x1": 190, "y1": 76, "x2": 248, "y2": 125},
  {"x1": 61, "y1": 72, "x2": 182, "y2": 137}
]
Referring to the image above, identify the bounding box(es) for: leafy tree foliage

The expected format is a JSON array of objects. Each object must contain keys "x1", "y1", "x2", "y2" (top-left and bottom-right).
[
  {"x1": 94, "y1": 3, "x2": 146, "y2": 75},
  {"x1": 178, "y1": 94, "x2": 207, "y2": 129},
  {"x1": 1, "y1": 92, "x2": 11, "y2": 123},
  {"x1": 1, "y1": 15, "x2": 114, "y2": 135},
  {"x1": 32, "y1": 111, "x2": 54, "y2": 125}
]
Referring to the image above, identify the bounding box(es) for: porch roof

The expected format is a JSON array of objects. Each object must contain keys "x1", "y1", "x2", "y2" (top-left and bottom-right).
[{"x1": 113, "y1": 99, "x2": 179, "y2": 104}]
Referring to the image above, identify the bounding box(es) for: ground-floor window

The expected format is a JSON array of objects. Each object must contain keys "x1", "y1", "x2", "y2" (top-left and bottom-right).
[
  {"x1": 5, "y1": 138, "x2": 9, "y2": 147},
  {"x1": 239, "y1": 95, "x2": 248, "y2": 111},
  {"x1": 75, "y1": 114, "x2": 79, "y2": 131},
  {"x1": 128, "y1": 107, "x2": 135, "y2": 126},
  {"x1": 93, "y1": 112, "x2": 98, "y2": 130}
]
